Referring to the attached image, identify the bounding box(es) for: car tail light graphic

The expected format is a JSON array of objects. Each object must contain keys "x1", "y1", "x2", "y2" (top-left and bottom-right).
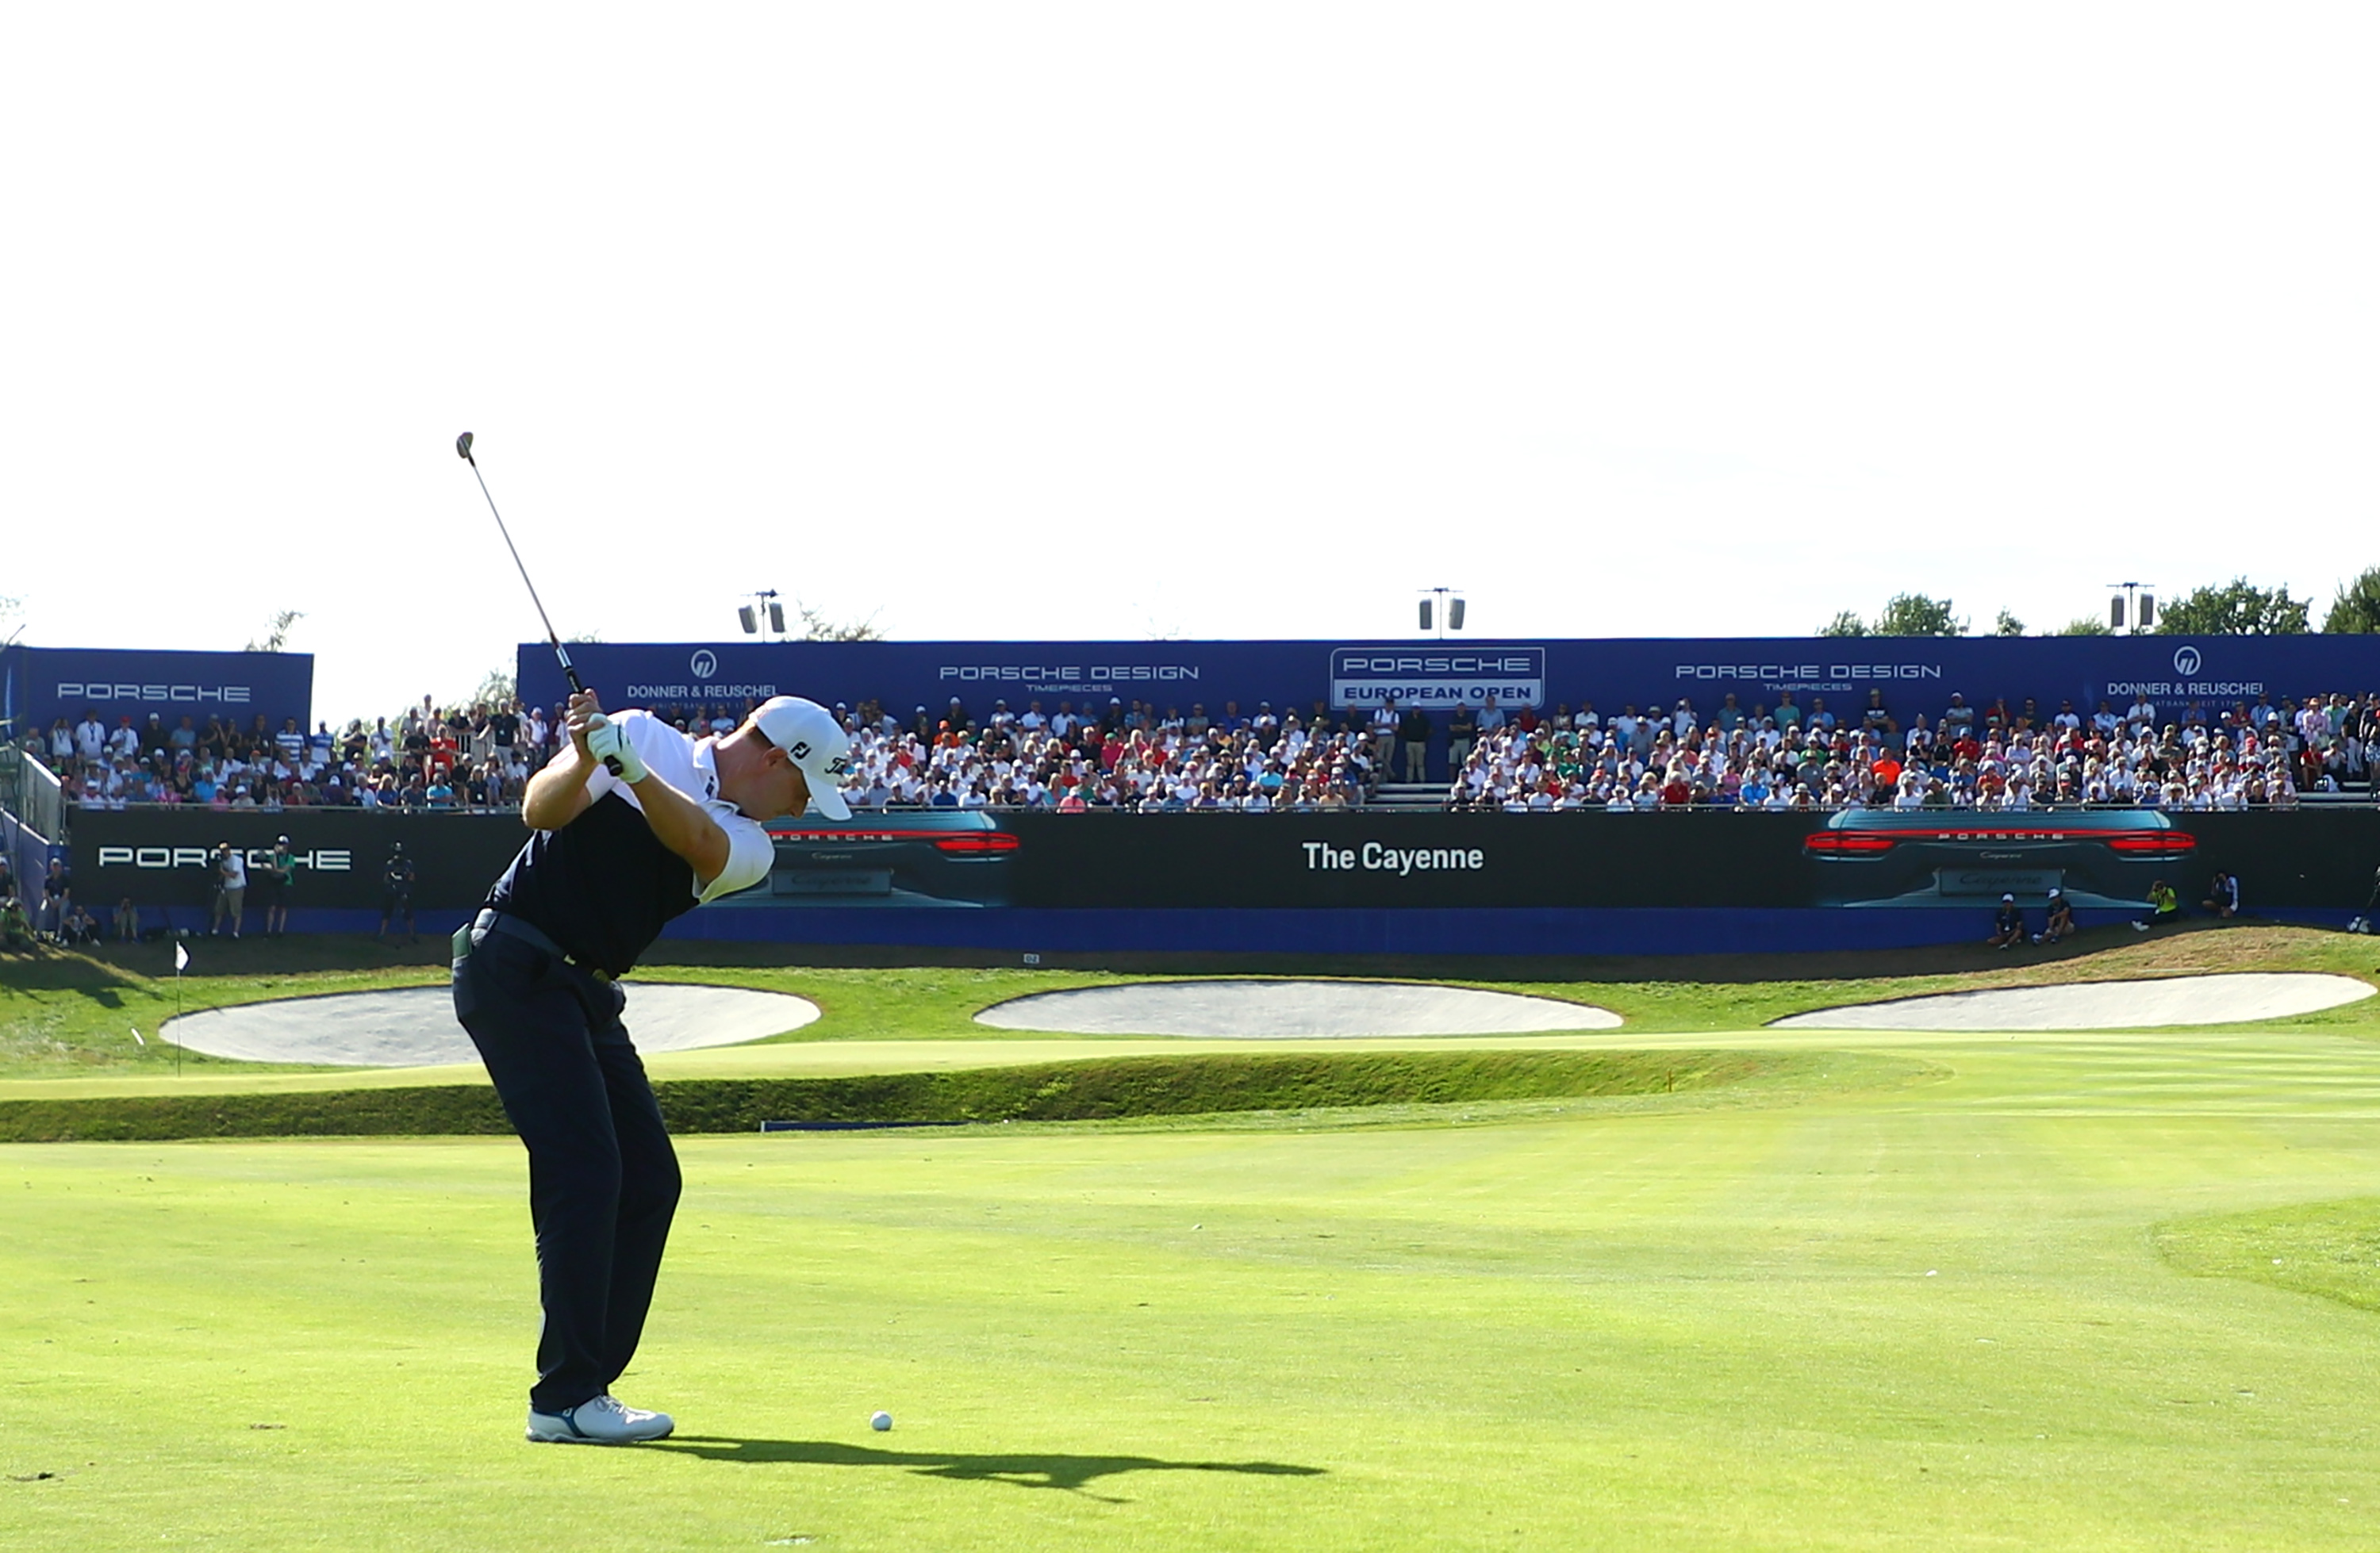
[
  {"x1": 766, "y1": 828, "x2": 1019, "y2": 853},
  {"x1": 2101, "y1": 830, "x2": 2197, "y2": 857},
  {"x1": 1803, "y1": 826, "x2": 2196, "y2": 857},
  {"x1": 1801, "y1": 831, "x2": 1900, "y2": 854},
  {"x1": 926, "y1": 832, "x2": 1020, "y2": 854}
]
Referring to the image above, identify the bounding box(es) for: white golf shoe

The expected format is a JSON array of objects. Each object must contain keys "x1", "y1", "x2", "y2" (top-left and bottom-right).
[{"x1": 525, "y1": 1394, "x2": 675, "y2": 1445}]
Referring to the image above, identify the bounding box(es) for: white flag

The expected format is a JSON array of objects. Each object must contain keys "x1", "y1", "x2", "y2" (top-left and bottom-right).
[{"x1": 175, "y1": 941, "x2": 190, "y2": 972}]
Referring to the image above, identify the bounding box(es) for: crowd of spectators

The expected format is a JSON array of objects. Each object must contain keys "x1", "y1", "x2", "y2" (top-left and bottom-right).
[
  {"x1": 1449, "y1": 688, "x2": 2378, "y2": 811},
  {"x1": 835, "y1": 696, "x2": 1380, "y2": 811},
  {"x1": 16, "y1": 685, "x2": 2380, "y2": 819},
  {"x1": 26, "y1": 699, "x2": 566, "y2": 815}
]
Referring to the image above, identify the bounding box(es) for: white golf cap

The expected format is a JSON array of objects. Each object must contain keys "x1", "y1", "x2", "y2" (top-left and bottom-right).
[{"x1": 752, "y1": 696, "x2": 853, "y2": 819}]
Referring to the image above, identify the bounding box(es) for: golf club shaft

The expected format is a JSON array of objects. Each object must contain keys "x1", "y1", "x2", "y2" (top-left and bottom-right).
[
  {"x1": 458, "y1": 435, "x2": 618, "y2": 772},
  {"x1": 464, "y1": 458, "x2": 583, "y2": 693}
]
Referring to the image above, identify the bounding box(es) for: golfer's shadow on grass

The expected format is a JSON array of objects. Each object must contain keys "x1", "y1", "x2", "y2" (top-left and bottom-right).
[{"x1": 653, "y1": 1436, "x2": 1325, "y2": 1501}]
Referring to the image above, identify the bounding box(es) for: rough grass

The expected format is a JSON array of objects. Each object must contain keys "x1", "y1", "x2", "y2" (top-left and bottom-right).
[
  {"x1": 6, "y1": 923, "x2": 2376, "y2": 1082},
  {"x1": 2152, "y1": 1196, "x2": 2380, "y2": 1315},
  {"x1": 0, "y1": 1048, "x2": 1842, "y2": 1143}
]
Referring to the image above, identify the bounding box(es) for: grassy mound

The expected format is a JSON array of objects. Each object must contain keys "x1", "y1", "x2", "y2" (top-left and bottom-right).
[
  {"x1": 0, "y1": 1047, "x2": 1806, "y2": 1142},
  {"x1": 2152, "y1": 1196, "x2": 2380, "y2": 1314}
]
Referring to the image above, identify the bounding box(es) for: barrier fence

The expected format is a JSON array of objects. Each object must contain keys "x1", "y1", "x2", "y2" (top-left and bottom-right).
[{"x1": 69, "y1": 806, "x2": 2380, "y2": 920}]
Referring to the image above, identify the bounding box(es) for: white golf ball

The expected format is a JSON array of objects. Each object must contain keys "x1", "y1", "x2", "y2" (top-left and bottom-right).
[{"x1": 869, "y1": 1411, "x2": 892, "y2": 1432}]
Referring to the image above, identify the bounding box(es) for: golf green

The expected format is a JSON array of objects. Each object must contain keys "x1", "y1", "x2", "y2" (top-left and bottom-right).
[{"x1": 7, "y1": 1022, "x2": 2380, "y2": 1551}]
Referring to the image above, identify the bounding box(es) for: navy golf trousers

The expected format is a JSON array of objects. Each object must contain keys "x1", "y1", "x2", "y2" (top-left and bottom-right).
[{"x1": 452, "y1": 927, "x2": 681, "y2": 1413}]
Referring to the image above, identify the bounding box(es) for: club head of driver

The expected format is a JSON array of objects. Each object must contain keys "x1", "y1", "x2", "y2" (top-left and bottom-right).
[{"x1": 455, "y1": 431, "x2": 475, "y2": 462}]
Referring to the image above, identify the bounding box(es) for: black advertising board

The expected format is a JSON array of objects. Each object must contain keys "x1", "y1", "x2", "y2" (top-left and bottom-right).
[
  {"x1": 70, "y1": 808, "x2": 526, "y2": 914},
  {"x1": 67, "y1": 805, "x2": 2380, "y2": 916}
]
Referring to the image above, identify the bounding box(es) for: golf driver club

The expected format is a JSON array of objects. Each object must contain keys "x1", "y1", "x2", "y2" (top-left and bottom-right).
[{"x1": 456, "y1": 431, "x2": 622, "y2": 774}]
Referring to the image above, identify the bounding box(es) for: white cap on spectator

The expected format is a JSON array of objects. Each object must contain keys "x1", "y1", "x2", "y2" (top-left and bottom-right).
[{"x1": 752, "y1": 696, "x2": 853, "y2": 819}]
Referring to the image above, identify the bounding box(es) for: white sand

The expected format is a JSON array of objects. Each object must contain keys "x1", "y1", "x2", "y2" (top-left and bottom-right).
[
  {"x1": 162, "y1": 984, "x2": 821, "y2": 1066},
  {"x1": 1771, "y1": 972, "x2": 2375, "y2": 1032},
  {"x1": 974, "y1": 980, "x2": 1619, "y2": 1038}
]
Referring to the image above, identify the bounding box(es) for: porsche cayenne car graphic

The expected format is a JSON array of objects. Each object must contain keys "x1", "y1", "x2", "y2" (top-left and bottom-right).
[
  {"x1": 1802, "y1": 808, "x2": 2194, "y2": 908},
  {"x1": 717, "y1": 810, "x2": 1018, "y2": 908}
]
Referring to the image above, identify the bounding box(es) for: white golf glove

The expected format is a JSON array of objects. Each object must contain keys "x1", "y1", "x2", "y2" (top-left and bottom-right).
[{"x1": 585, "y1": 715, "x2": 647, "y2": 783}]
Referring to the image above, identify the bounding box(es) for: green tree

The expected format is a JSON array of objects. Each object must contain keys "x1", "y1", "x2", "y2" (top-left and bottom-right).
[
  {"x1": 2155, "y1": 579, "x2": 2311, "y2": 635},
  {"x1": 1993, "y1": 610, "x2": 2025, "y2": 637},
  {"x1": 2056, "y1": 616, "x2": 2113, "y2": 636},
  {"x1": 2323, "y1": 567, "x2": 2380, "y2": 633},
  {"x1": 797, "y1": 604, "x2": 885, "y2": 642},
  {"x1": 244, "y1": 609, "x2": 305, "y2": 652},
  {"x1": 470, "y1": 667, "x2": 517, "y2": 707},
  {"x1": 1816, "y1": 610, "x2": 1868, "y2": 638},
  {"x1": 1871, "y1": 594, "x2": 1967, "y2": 637}
]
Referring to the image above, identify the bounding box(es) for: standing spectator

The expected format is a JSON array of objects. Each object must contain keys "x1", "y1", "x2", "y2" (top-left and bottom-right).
[
  {"x1": 1398, "y1": 703, "x2": 1432, "y2": 783},
  {"x1": 1371, "y1": 696, "x2": 1401, "y2": 779},
  {"x1": 378, "y1": 843, "x2": 417, "y2": 943},
  {"x1": 259, "y1": 835, "x2": 296, "y2": 938},
  {"x1": 490, "y1": 700, "x2": 520, "y2": 768},
  {"x1": 75, "y1": 709, "x2": 107, "y2": 766},
  {"x1": 209, "y1": 842, "x2": 246, "y2": 939},
  {"x1": 1448, "y1": 704, "x2": 1478, "y2": 772}
]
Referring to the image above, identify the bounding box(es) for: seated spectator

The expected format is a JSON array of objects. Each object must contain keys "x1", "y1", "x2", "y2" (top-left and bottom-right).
[
  {"x1": 113, "y1": 898, "x2": 141, "y2": 941},
  {"x1": 1987, "y1": 893, "x2": 2025, "y2": 949},
  {"x1": 2133, "y1": 879, "x2": 2179, "y2": 932},
  {"x1": 2202, "y1": 870, "x2": 2240, "y2": 918},
  {"x1": 2036, "y1": 888, "x2": 2075, "y2": 945},
  {"x1": 1, "y1": 895, "x2": 35, "y2": 953}
]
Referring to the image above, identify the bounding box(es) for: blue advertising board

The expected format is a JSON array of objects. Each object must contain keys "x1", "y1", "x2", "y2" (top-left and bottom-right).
[
  {"x1": 521, "y1": 635, "x2": 2380, "y2": 730},
  {"x1": 2, "y1": 646, "x2": 315, "y2": 742}
]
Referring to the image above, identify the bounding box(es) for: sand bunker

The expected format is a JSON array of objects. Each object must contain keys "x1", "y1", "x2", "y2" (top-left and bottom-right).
[
  {"x1": 975, "y1": 980, "x2": 1619, "y2": 1038},
  {"x1": 1771, "y1": 972, "x2": 2374, "y2": 1032},
  {"x1": 162, "y1": 984, "x2": 821, "y2": 1067}
]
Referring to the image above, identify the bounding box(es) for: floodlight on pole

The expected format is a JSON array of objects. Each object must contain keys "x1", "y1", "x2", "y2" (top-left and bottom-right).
[
  {"x1": 1418, "y1": 587, "x2": 1466, "y2": 639},
  {"x1": 2106, "y1": 581, "x2": 2158, "y2": 635},
  {"x1": 737, "y1": 589, "x2": 787, "y2": 641}
]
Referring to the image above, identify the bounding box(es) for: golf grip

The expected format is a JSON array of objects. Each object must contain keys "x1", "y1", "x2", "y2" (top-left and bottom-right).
[{"x1": 555, "y1": 648, "x2": 624, "y2": 776}]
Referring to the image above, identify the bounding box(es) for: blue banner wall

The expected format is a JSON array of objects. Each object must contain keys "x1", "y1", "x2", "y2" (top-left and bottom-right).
[
  {"x1": 522, "y1": 636, "x2": 2380, "y2": 728},
  {"x1": 3, "y1": 646, "x2": 315, "y2": 742}
]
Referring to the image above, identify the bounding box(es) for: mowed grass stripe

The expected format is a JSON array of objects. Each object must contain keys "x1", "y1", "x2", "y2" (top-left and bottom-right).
[
  {"x1": 0, "y1": 1048, "x2": 1838, "y2": 1143},
  {"x1": 11, "y1": 1036, "x2": 2380, "y2": 1553}
]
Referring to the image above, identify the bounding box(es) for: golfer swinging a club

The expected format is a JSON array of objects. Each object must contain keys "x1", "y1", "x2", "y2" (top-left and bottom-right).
[{"x1": 452, "y1": 688, "x2": 850, "y2": 1444}]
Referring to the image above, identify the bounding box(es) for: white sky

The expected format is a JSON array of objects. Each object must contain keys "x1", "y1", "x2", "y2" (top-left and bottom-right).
[{"x1": 4, "y1": 6, "x2": 2374, "y2": 725}]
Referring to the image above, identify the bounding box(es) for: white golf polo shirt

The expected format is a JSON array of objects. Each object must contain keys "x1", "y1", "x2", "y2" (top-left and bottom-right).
[{"x1": 582, "y1": 711, "x2": 776, "y2": 903}]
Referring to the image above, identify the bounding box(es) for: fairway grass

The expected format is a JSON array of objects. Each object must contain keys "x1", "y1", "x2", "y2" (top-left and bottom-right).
[{"x1": 10, "y1": 1025, "x2": 2380, "y2": 1551}]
